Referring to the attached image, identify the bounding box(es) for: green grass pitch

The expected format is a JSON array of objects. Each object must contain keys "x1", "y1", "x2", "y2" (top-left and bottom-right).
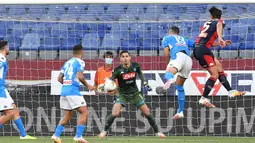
[{"x1": 0, "y1": 136, "x2": 255, "y2": 143}]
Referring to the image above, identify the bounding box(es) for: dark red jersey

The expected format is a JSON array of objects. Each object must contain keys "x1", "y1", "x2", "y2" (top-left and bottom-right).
[{"x1": 195, "y1": 19, "x2": 225, "y2": 48}]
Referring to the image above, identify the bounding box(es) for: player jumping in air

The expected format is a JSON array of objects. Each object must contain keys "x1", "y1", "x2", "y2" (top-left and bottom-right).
[
  {"x1": 99, "y1": 51, "x2": 166, "y2": 138},
  {"x1": 193, "y1": 7, "x2": 245, "y2": 108},
  {"x1": 0, "y1": 41, "x2": 36, "y2": 140},
  {"x1": 159, "y1": 26, "x2": 194, "y2": 119},
  {"x1": 51, "y1": 44, "x2": 94, "y2": 143}
]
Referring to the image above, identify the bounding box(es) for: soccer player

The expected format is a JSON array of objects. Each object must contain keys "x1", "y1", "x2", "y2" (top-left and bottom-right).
[
  {"x1": 193, "y1": 7, "x2": 245, "y2": 108},
  {"x1": 51, "y1": 44, "x2": 95, "y2": 143},
  {"x1": 98, "y1": 51, "x2": 165, "y2": 138},
  {"x1": 0, "y1": 40, "x2": 36, "y2": 140},
  {"x1": 160, "y1": 26, "x2": 194, "y2": 119}
]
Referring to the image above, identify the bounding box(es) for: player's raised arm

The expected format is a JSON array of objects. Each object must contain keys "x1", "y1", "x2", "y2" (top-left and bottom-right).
[
  {"x1": 161, "y1": 37, "x2": 170, "y2": 65},
  {"x1": 217, "y1": 20, "x2": 226, "y2": 47}
]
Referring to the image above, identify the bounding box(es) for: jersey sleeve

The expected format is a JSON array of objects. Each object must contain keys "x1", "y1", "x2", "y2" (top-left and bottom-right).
[
  {"x1": 0, "y1": 56, "x2": 6, "y2": 69},
  {"x1": 110, "y1": 68, "x2": 119, "y2": 80},
  {"x1": 135, "y1": 63, "x2": 145, "y2": 83},
  {"x1": 184, "y1": 38, "x2": 195, "y2": 48},
  {"x1": 60, "y1": 64, "x2": 65, "y2": 74},
  {"x1": 76, "y1": 60, "x2": 85, "y2": 72},
  {"x1": 161, "y1": 36, "x2": 170, "y2": 49}
]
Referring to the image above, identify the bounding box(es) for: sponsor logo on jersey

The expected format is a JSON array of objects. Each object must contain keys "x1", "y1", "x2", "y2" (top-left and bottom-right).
[
  {"x1": 122, "y1": 72, "x2": 136, "y2": 80},
  {"x1": 63, "y1": 80, "x2": 72, "y2": 85}
]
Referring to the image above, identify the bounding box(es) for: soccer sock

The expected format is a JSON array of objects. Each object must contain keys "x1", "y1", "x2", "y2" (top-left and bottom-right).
[
  {"x1": 218, "y1": 72, "x2": 232, "y2": 91},
  {"x1": 176, "y1": 84, "x2": 185, "y2": 113},
  {"x1": 14, "y1": 118, "x2": 27, "y2": 137},
  {"x1": 203, "y1": 77, "x2": 216, "y2": 98},
  {"x1": 75, "y1": 125, "x2": 86, "y2": 138},
  {"x1": 54, "y1": 125, "x2": 64, "y2": 137},
  {"x1": 146, "y1": 114, "x2": 159, "y2": 133},
  {"x1": 0, "y1": 124, "x2": 3, "y2": 129},
  {"x1": 104, "y1": 114, "x2": 116, "y2": 131},
  {"x1": 164, "y1": 72, "x2": 174, "y2": 81}
]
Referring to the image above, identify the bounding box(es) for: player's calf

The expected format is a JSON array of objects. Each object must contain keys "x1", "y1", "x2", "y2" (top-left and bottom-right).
[{"x1": 163, "y1": 71, "x2": 175, "y2": 90}]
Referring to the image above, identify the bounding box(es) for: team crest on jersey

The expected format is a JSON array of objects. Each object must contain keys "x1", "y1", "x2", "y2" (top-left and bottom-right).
[{"x1": 122, "y1": 72, "x2": 136, "y2": 80}]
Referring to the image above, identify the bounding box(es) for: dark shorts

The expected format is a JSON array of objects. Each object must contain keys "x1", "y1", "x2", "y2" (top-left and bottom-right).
[
  {"x1": 115, "y1": 91, "x2": 145, "y2": 108},
  {"x1": 193, "y1": 45, "x2": 216, "y2": 68}
]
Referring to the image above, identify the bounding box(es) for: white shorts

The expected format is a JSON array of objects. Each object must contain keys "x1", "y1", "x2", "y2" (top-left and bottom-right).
[
  {"x1": 0, "y1": 88, "x2": 14, "y2": 111},
  {"x1": 167, "y1": 52, "x2": 192, "y2": 78},
  {"x1": 60, "y1": 96, "x2": 87, "y2": 110}
]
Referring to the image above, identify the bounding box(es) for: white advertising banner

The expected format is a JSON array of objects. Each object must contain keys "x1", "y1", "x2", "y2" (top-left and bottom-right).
[{"x1": 51, "y1": 70, "x2": 255, "y2": 96}]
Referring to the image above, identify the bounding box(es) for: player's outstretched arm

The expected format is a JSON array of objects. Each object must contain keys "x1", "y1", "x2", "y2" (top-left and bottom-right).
[
  {"x1": 164, "y1": 47, "x2": 170, "y2": 65},
  {"x1": 58, "y1": 73, "x2": 64, "y2": 84},
  {"x1": 77, "y1": 71, "x2": 94, "y2": 91},
  {"x1": 217, "y1": 21, "x2": 226, "y2": 47},
  {"x1": 137, "y1": 65, "x2": 152, "y2": 92}
]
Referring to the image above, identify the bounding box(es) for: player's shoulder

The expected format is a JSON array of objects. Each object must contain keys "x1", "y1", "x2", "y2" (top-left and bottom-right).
[
  {"x1": 132, "y1": 62, "x2": 140, "y2": 67},
  {"x1": 0, "y1": 54, "x2": 6, "y2": 63},
  {"x1": 114, "y1": 65, "x2": 122, "y2": 71},
  {"x1": 75, "y1": 58, "x2": 85, "y2": 67},
  {"x1": 163, "y1": 35, "x2": 174, "y2": 40}
]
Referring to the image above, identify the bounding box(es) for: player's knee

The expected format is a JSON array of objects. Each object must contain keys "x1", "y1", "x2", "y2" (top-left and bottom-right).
[
  {"x1": 176, "y1": 84, "x2": 185, "y2": 100},
  {"x1": 164, "y1": 71, "x2": 174, "y2": 80}
]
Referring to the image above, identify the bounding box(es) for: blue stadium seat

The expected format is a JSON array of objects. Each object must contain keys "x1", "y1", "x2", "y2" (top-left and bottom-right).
[
  {"x1": 247, "y1": 33, "x2": 254, "y2": 41},
  {"x1": 0, "y1": 27, "x2": 7, "y2": 39},
  {"x1": 121, "y1": 39, "x2": 140, "y2": 50},
  {"x1": 79, "y1": 14, "x2": 98, "y2": 21},
  {"x1": 60, "y1": 14, "x2": 79, "y2": 21},
  {"x1": 139, "y1": 14, "x2": 158, "y2": 21},
  {"x1": 62, "y1": 38, "x2": 81, "y2": 50},
  {"x1": 141, "y1": 39, "x2": 160, "y2": 50},
  {"x1": 82, "y1": 33, "x2": 100, "y2": 50},
  {"x1": 40, "y1": 37, "x2": 60, "y2": 50},
  {"x1": 231, "y1": 35, "x2": 240, "y2": 43},
  {"x1": 47, "y1": 5, "x2": 66, "y2": 15},
  {"x1": 87, "y1": 5, "x2": 105, "y2": 15},
  {"x1": 20, "y1": 33, "x2": 40, "y2": 50},
  {"x1": 31, "y1": 23, "x2": 51, "y2": 38},
  {"x1": 11, "y1": 24, "x2": 29, "y2": 38},
  {"x1": 146, "y1": 4, "x2": 164, "y2": 16},
  {"x1": 98, "y1": 15, "x2": 116, "y2": 21},
  {"x1": 5, "y1": 36, "x2": 21, "y2": 50},
  {"x1": 166, "y1": 5, "x2": 185, "y2": 14},
  {"x1": 0, "y1": 5, "x2": 6, "y2": 14},
  {"x1": 51, "y1": 23, "x2": 68, "y2": 38},
  {"x1": 248, "y1": 25, "x2": 255, "y2": 33},
  {"x1": 8, "y1": 5, "x2": 26, "y2": 15},
  {"x1": 66, "y1": 5, "x2": 84, "y2": 14},
  {"x1": 158, "y1": 14, "x2": 178, "y2": 21},
  {"x1": 119, "y1": 14, "x2": 136, "y2": 21},
  {"x1": 231, "y1": 26, "x2": 248, "y2": 34},
  {"x1": 106, "y1": 4, "x2": 125, "y2": 17},
  {"x1": 126, "y1": 4, "x2": 145, "y2": 15},
  {"x1": 40, "y1": 14, "x2": 58, "y2": 21},
  {"x1": 28, "y1": 5, "x2": 46, "y2": 14},
  {"x1": 101, "y1": 33, "x2": 121, "y2": 49}
]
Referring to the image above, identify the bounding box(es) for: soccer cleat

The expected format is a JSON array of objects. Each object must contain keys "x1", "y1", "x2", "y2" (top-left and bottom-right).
[
  {"x1": 20, "y1": 135, "x2": 37, "y2": 140},
  {"x1": 199, "y1": 97, "x2": 216, "y2": 108},
  {"x1": 99, "y1": 130, "x2": 107, "y2": 139},
  {"x1": 51, "y1": 135, "x2": 62, "y2": 143},
  {"x1": 73, "y1": 136, "x2": 88, "y2": 143},
  {"x1": 162, "y1": 79, "x2": 175, "y2": 90},
  {"x1": 173, "y1": 112, "x2": 184, "y2": 119},
  {"x1": 228, "y1": 90, "x2": 245, "y2": 98},
  {"x1": 156, "y1": 132, "x2": 166, "y2": 138}
]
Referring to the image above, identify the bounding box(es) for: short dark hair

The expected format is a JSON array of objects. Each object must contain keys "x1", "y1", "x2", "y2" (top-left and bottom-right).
[
  {"x1": 72, "y1": 44, "x2": 83, "y2": 55},
  {"x1": 209, "y1": 6, "x2": 222, "y2": 19},
  {"x1": 0, "y1": 40, "x2": 8, "y2": 50},
  {"x1": 120, "y1": 50, "x2": 130, "y2": 57},
  {"x1": 103, "y1": 51, "x2": 113, "y2": 58},
  {"x1": 170, "y1": 26, "x2": 179, "y2": 34}
]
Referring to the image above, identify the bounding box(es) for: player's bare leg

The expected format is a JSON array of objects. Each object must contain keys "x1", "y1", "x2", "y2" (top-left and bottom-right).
[
  {"x1": 0, "y1": 109, "x2": 14, "y2": 128},
  {"x1": 163, "y1": 67, "x2": 178, "y2": 90},
  {"x1": 173, "y1": 76, "x2": 186, "y2": 119},
  {"x1": 73, "y1": 106, "x2": 88, "y2": 143},
  {"x1": 214, "y1": 58, "x2": 245, "y2": 97},
  {"x1": 52, "y1": 110, "x2": 73, "y2": 143},
  {"x1": 99, "y1": 103, "x2": 122, "y2": 138},
  {"x1": 11, "y1": 104, "x2": 37, "y2": 140},
  {"x1": 199, "y1": 65, "x2": 218, "y2": 108},
  {"x1": 139, "y1": 104, "x2": 166, "y2": 138}
]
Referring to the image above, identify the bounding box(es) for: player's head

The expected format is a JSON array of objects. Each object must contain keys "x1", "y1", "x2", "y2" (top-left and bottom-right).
[
  {"x1": 168, "y1": 26, "x2": 179, "y2": 35},
  {"x1": 120, "y1": 50, "x2": 131, "y2": 65},
  {"x1": 209, "y1": 6, "x2": 222, "y2": 19},
  {"x1": 103, "y1": 51, "x2": 114, "y2": 65},
  {"x1": 72, "y1": 44, "x2": 84, "y2": 59},
  {"x1": 0, "y1": 40, "x2": 9, "y2": 56}
]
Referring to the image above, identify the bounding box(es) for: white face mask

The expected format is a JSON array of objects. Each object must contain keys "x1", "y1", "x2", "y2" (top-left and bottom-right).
[{"x1": 105, "y1": 58, "x2": 113, "y2": 64}]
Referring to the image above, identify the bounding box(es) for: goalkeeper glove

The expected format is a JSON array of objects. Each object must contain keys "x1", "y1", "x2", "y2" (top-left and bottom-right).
[{"x1": 144, "y1": 82, "x2": 152, "y2": 92}]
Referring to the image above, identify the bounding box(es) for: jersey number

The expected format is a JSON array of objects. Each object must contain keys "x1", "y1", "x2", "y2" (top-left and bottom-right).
[
  {"x1": 198, "y1": 22, "x2": 211, "y2": 38},
  {"x1": 63, "y1": 61, "x2": 74, "y2": 80}
]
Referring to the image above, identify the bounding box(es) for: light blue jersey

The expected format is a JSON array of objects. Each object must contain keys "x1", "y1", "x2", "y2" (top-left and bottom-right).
[
  {"x1": 0, "y1": 54, "x2": 8, "y2": 98},
  {"x1": 161, "y1": 35, "x2": 195, "y2": 60},
  {"x1": 60, "y1": 57, "x2": 85, "y2": 96}
]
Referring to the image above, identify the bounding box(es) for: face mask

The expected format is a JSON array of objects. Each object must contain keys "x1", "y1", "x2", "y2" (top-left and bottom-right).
[{"x1": 105, "y1": 58, "x2": 113, "y2": 64}]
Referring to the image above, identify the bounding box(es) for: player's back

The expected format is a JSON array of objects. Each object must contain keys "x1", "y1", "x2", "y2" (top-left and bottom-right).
[
  {"x1": 60, "y1": 57, "x2": 85, "y2": 96},
  {"x1": 0, "y1": 54, "x2": 7, "y2": 87},
  {"x1": 161, "y1": 35, "x2": 193, "y2": 60},
  {"x1": 195, "y1": 19, "x2": 225, "y2": 48}
]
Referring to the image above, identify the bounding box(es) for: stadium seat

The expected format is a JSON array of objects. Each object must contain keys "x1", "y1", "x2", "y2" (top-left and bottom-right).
[
  {"x1": 98, "y1": 15, "x2": 116, "y2": 21},
  {"x1": 126, "y1": 4, "x2": 145, "y2": 15},
  {"x1": 240, "y1": 49, "x2": 255, "y2": 59},
  {"x1": 60, "y1": 14, "x2": 79, "y2": 21},
  {"x1": 79, "y1": 14, "x2": 98, "y2": 21},
  {"x1": 8, "y1": 5, "x2": 27, "y2": 16},
  {"x1": 139, "y1": 14, "x2": 159, "y2": 21},
  {"x1": 51, "y1": 23, "x2": 68, "y2": 38},
  {"x1": 101, "y1": 33, "x2": 121, "y2": 49},
  {"x1": 106, "y1": 4, "x2": 125, "y2": 17},
  {"x1": 39, "y1": 37, "x2": 60, "y2": 60},
  {"x1": 66, "y1": 5, "x2": 85, "y2": 14},
  {"x1": 140, "y1": 39, "x2": 159, "y2": 56},
  {"x1": 28, "y1": 5, "x2": 46, "y2": 14},
  {"x1": 11, "y1": 24, "x2": 29, "y2": 38},
  {"x1": 87, "y1": 5, "x2": 105, "y2": 15},
  {"x1": 59, "y1": 38, "x2": 81, "y2": 60},
  {"x1": 219, "y1": 50, "x2": 238, "y2": 59},
  {"x1": 5, "y1": 36, "x2": 21, "y2": 50},
  {"x1": 158, "y1": 14, "x2": 178, "y2": 21},
  {"x1": 82, "y1": 34, "x2": 99, "y2": 59},
  {"x1": 146, "y1": 4, "x2": 164, "y2": 16},
  {"x1": 19, "y1": 33, "x2": 40, "y2": 60},
  {"x1": 47, "y1": 5, "x2": 66, "y2": 15},
  {"x1": 40, "y1": 14, "x2": 58, "y2": 21},
  {"x1": 119, "y1": 14, "x2": 136, "y2": 21}
]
